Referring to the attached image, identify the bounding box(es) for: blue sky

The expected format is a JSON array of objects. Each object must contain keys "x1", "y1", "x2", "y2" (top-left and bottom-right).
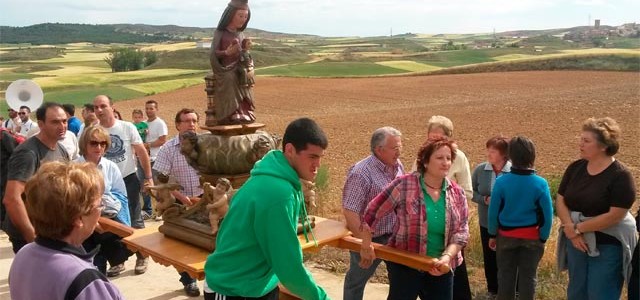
[{"x1": 1, "y1": 0, "x2": 638, "y2": 37}]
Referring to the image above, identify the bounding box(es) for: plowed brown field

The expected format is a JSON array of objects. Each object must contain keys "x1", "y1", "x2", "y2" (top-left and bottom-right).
[{"x1": 119, "y1": 71, "x2": 639, "y2": 215}]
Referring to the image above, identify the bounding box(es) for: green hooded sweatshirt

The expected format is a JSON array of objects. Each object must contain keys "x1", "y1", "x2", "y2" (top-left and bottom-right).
[{"x1": 204, "y1": 150, "x2": 328, "y2": 300}]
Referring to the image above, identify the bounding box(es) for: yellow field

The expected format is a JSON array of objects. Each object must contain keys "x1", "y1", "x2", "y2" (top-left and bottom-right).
[
  {"x1": 124, "y1": 77, "x2": 205, "y2": 94},
  {"x1": 30, "y1": 52, "x2": 108, "y2": 63},
  {"x1": 493, "y1": 54, "x2": 538, "y2": 61},
  {"x1": 31, "y1": 65, "x2": 110, "y2": 76},
  {"x1": 559, "y1": 48, "x2": 640, "y2": 54},
  {"x1": 139, "y1": 42, "x2": 196, "y2": 52},
  {"x1": 319, "y1": 43, "x2": 379, "y2": 48},
  {"x1": 33, "y1": 68, "x2": 205, "y2": 89},
  {"x1": 375, "y1": 60, "x2": 442, "y2": 72}
]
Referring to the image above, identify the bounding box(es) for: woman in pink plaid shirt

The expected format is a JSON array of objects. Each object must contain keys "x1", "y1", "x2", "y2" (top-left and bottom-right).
[{"x1": 360, "y1": 137, "x2": 469, "y2": 300}]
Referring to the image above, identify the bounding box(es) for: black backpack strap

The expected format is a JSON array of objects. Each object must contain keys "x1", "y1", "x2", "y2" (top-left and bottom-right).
[{"x1": 64, "y1": 268, "x2": 108, "y2": 300}]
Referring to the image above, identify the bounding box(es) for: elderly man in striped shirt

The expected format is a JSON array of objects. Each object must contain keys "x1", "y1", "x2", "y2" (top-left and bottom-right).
[
  {"x1": 152, "y1": 108, "x2": 202, "y2": 297},
  {"x1": 342, "y1": 127, "x2": 405, "y2": 300}
]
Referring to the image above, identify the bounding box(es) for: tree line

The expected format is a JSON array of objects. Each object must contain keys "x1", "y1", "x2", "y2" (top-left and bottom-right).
[
  {"x1": 104, "y1": 48, "x2": 158, "y2": 72},
  {"x1": 0, "y1": 23, "x2": 178, "y2": 45}
]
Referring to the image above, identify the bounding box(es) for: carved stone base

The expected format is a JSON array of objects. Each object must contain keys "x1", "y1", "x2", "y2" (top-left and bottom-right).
[
  {"x1": 200, "y1": 173, "x2": 250, "y2": 189},
  {"x1": 159, "y1": 218, "x2": 216, "y2": 251},
  {"x1": 200, "y1": 122, "x2": 266, "y2": 136}
]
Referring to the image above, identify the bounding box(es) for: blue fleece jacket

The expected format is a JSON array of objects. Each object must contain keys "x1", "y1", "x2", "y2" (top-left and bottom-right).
[{"x1": 487, "y1": 168, "x2": 554, "y2": 241}]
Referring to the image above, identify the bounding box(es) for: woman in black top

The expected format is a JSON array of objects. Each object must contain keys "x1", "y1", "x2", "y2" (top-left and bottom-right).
[{"x1": 556, "y1": 117, "x2": 637, "y2": 300}]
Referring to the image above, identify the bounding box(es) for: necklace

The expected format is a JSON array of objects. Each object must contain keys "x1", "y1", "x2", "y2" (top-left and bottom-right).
[{"x1": 424, "y1": 181, "x2": 441, "y2": 190}]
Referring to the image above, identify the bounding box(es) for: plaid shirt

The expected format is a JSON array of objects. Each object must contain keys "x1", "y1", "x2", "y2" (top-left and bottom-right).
[
  {"x1": 342, "y1": 155, "x2": 404, "y2": 237},
  {"x1": 363, "y1": 172, "x2": 469, "y2": 269},
  {"x1": 153, "y1": 135, "x2": 203, "y2": 197}
]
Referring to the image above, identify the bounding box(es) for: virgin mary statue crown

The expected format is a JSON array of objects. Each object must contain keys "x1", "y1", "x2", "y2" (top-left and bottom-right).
[{"x1": 229, "y1": 0, "x2": 248, "y2": 9}]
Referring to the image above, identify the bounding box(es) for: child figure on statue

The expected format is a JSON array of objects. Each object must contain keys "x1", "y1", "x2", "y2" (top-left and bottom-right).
[
  {"x1": 237, "y1": 38, "x2": 255, "y2": 88},
  {"x1": 205, "y1": 178, "x2": 233, "y2": 234}
]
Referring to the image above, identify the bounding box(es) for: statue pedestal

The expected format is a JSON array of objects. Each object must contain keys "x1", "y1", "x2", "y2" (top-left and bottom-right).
[
  {"x1": 200, "y1": 122, "x2": 265, "y2": 136},
  {"x1": 159, "y1": 218, "x2": 216, "y2": 251},
  {"x1": 200, "y1": 173, "x2": 250, "y2": 189}
]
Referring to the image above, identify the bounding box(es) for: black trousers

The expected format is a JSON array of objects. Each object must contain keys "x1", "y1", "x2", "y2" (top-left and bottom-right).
[
  {"x1": 629, "y1": 242, "x2": 639, "y2": 300},
  {"x1": 453, "y1": 249, "x2": 472, "y2": 300},
  {"x1": 204, "y1": 287, "x2": 279, "y2": 300},
  {"x1": 83, "y1": 231, "x2": 131, "y2": 274},
  {"x1": 480, "y1": 225, "x2": 499, "y2": 294}
]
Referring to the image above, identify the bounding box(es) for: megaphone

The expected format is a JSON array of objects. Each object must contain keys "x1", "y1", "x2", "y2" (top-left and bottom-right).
[{"x1": 6, "y1": 79, "x2": 43, "y2": 111}]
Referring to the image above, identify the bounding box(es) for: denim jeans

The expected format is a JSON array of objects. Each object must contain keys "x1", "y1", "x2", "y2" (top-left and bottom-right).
[
  {"x1": 137, "y1": 160, "x2": 156, "y2": 215},
  {"x1": 386, "y1": 261, "x2": 453, "y2": 300},
  {"x1": 495, "y1": 235, "x2": 544, "y2": 300},
  {"x1": 566, "y1": 242, "x2": 623, "y2": 300},
  {"x1": 179, "y1": 271, "x2": 197, "y2": 286},
  {"x1": 123, "y1": 173, "x2": 144, "y2": 229},
  {"x1": 343, "y1": 234, "x2": 390, "y2": 300}
]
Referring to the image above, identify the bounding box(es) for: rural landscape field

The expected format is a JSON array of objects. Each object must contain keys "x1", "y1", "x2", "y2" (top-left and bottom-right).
[
  {"x1": 1, "y1": 22, "x2": 639, "y2": 299},
  {"x1": 114, "y1": 71, "x2": 639, "y2": 299}
]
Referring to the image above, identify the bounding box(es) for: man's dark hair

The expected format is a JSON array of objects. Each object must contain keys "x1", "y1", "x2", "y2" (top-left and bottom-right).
[
  {"x1": 83, "y1": 103, "x2": 94, "y2": 112},
  {"x1": 62, "y1": 104, "x2": 75, "y2": 116},
  {"x1": 509, "y1": 135, "x2": 536, "y2": 169},
  {"x1": 36, "y1": 102, "x2": 64, "y2": 122},
  {"x1": 19, "y1": 106, "x2": 31, "y2": 113},
  {"x1": 145, "y1": 99, "x2": 159, "y2": 107},
  {"x1": 174, "y1": 108, "x2": 199, "y2": 123},
  {"x1": 282, "y1": 117, "x2": 328, "y2": 152}
]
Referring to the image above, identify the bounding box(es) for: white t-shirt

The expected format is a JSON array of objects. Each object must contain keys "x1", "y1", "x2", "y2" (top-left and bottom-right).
[
  {"x1": 18, "y1": 119, "x2": 36, "y2": 137},
  {"x1": 103, "y1": 120, "x2": 143, "y2": 177},
  {"x1": 146, "y1": 118, "x2": 168, "y2": 161}
]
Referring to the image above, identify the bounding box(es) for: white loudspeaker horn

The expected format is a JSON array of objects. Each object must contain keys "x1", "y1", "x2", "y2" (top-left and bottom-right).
[{"x1": 6, "y1": 79, "x2": 44, "y2": 111}]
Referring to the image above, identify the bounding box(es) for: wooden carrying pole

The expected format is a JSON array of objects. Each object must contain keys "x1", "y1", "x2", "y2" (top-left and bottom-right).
[
  {"x1": 337, "y1": 236, "x2": 451, "y2": 274},
  {"x1": 97, "y1": 217, "x2": 135, "y2": 238}
]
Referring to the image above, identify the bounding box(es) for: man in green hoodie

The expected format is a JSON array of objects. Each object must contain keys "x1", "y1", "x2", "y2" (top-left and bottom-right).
[{"x1": 203, "y1": 117, "x2": 330, "y2": 300}]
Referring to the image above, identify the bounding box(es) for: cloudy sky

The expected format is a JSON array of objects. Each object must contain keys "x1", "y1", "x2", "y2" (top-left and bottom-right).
[{"x1": 1, "y1": 0, "x2": 638, "y2": 37}]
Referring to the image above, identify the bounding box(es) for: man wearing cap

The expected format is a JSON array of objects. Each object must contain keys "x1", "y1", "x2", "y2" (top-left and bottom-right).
[{"x1": 4, "y1": 108, "x2": 19, "y2": 131}]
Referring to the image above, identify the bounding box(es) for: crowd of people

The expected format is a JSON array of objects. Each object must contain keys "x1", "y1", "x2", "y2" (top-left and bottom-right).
[{"x1": 1, "y1": 96, "x2": 637, "y2": 300}]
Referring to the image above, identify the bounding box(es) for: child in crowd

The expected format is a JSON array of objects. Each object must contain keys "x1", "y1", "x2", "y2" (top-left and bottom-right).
[
  {"x1": 488, "y1": 136, "x2": 554, "y2": 300},
  {"x1": 132, "y1": 109, "x2": 148, "y2": 142}
]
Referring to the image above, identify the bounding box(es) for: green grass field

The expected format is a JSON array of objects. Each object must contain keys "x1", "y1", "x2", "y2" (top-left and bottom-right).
[
  {"x1": 1, "y1": 33, "x2": 638, "y2": 109},
  {"x1": 257, "y1": 61, "x2": 408, "y2": 77}
]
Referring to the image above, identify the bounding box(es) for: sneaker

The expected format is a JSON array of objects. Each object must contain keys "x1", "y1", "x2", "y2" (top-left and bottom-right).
[
  {"x1": 141, "y1": 211, "x2": 152, "y2": 220},
  {"x1": 183, "y1": 282, "x2": 200, "y2": 297},
  {"x1": 134, "y1": 257, "x2": 148, "y2": 275},
  {"x1": 106, "y1": 264, "x2": 125, "y2": 277}
]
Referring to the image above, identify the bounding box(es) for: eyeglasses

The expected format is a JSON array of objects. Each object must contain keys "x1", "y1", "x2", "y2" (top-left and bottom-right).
[{"x1": 89, "y1": 140, "x2": 108, "y2": 148}]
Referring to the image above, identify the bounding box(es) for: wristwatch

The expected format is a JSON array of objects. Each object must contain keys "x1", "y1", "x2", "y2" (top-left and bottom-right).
[{"x1": 573, "y1": 223, "x2": 582, "y2": 235}]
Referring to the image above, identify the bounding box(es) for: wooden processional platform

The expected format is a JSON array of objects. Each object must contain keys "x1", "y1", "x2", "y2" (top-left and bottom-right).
[{"x1": 98, "y1": 214, "x2": 446, "y2": 299}]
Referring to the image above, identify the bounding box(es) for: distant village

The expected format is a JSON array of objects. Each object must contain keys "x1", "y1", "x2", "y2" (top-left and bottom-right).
[{"x1": 562, "y1": 21, "x2": 639, "y2": 42}]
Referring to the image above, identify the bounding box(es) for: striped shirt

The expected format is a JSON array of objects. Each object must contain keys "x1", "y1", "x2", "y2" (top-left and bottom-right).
[
  {"x1": 342, "y1": 155, "x2": 404, "y2": 237},
  {"x1": 363, "y1": 173, "x2": 469, "y2": 269},
  {"x1": 153, "y1": 135, "x2": 203, "y2": 197}
]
